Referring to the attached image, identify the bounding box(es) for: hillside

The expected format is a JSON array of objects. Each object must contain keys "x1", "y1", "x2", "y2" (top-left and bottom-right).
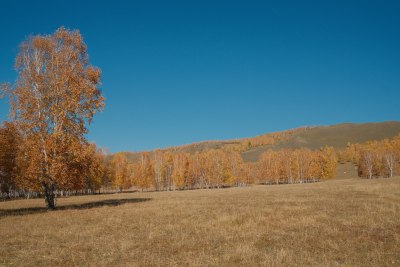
[
  {"x1": 242, "y1": 121, "x2": 400, "y2": 161},
  {"x1": 121, "y1": 121, "x2": 400, "y2": 162},
  {"x1": 121, "y1": 140, "x2": 235, "y2": 162}
]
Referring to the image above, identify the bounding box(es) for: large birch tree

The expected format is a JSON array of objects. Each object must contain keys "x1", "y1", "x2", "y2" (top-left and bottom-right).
[{"x1": 1, "y1": 27, "x2": 104, "y2": 209}]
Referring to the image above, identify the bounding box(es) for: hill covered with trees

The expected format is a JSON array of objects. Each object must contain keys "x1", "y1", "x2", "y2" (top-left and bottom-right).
[
  {"x1": 122, "y1": 121, "x2": 400, "y2": 162},
  {"x1": 99, "y1": 121, "x2": 400, "y2": 192}
]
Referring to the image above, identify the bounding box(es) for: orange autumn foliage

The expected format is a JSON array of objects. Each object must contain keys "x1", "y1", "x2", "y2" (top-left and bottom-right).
[
  {"x1": 1, "y1": 27, "x2": 104, "y2": 208},
  {"x1": 257, "y1": 147, "x2": 336, "y2": 184},
  {"x1": 338, "y1": 135, "x2": 400, "y2": 178},
  {"x1": 0, "y1": 122, "x2": 20, "y2": 194}
]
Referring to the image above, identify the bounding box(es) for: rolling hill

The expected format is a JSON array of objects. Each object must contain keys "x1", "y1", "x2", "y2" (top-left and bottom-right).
[
  {"x1": 242, "y1": 121, "x2": 400, "y2": 161},
  {"x1": 121, "y1": 121, "x2": 400, "y2": 163}
]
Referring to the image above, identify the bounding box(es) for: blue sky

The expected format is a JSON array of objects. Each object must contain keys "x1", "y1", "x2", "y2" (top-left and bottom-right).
[{"x1": 1, "y1": 1, "x2": 399, "y2": 152}]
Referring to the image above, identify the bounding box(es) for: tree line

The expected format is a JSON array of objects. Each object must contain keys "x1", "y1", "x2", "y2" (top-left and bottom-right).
[
  {"x1": 338, "y1": 135, "x2": 400, "y2": 178},
  {"x1": 257, "y1": 146, "x2": 336, "y2": 184},
  {"x1": 101, "y1": 146, "x2": 337, "y2": 191},
  {"x1": 1, "y1": 117, "x2": 338, "y2": 199},
  {"x1": 48, "y1": 146, "x2": 339, "y2": 193}
]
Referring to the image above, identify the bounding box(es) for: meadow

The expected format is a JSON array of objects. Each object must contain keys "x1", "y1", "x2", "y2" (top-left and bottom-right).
[{"x1": 1, "y1": 176, "x2": 399, "y2": 266}]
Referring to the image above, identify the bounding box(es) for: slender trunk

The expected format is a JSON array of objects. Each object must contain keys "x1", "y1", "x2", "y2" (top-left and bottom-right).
[
  {"x1": 368, "y1": 166, "x2": 373, "y2": 179},
  {"x1": 385, "y1": 153, "x2": 394, "y2": 178},
  {"x1": 44, "y1": 184, "x2": 56, "y2": 210}
]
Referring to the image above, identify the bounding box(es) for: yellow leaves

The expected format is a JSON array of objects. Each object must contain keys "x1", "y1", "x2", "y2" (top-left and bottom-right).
[
  {"x1": 319, "y1": 146, "x2": 337, "y2": 179},
  {"x1": 85, "y1": 66, "x2": 101, "y2": 84},
  {"x1": 236, "y1": 127, "x2": 311, "y2": 153},
  {"x1": 31, "y1": 36, "x2": 53, "y2": 53},
  {"x1": 0, "y1": 122, "x2": 19, "y2": 192},
  {"x1": 0, "y1": 82, "x2": 11, "y2": 99},
  {"x1": 258, "y1": 147, "x2": 337, "y2": 184},
  {"x1": 171, "y1": 153, "x2": 188, "y2": 189},
  {"x1": 120, "y1": 149, "x2": 248, "y2": 191},
  {"x1": 109, "y1": 152, "x2": 134, "y2": 190},
  {"x1": 53, "y1": 27, "x2": 86, "y2": 56},
  {"x1": 338, "y1": 136, "x2": 400, "y2": 178},
  {"x1": 1, "y1": 27, "x2": 105, "y2": 200}
]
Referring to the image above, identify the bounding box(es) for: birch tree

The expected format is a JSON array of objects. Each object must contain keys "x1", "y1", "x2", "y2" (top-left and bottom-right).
[
  {"x1": 1, "y1": 27, "x2": 104, "y2": 209},
  {"x1": 359, "y1": 150, "x2": 374, "y2": 179}
]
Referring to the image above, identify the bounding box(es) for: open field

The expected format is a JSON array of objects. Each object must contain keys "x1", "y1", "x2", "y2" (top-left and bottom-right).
[{"x1": 1, "y1": 177, "x2": 399, "y2": 266}]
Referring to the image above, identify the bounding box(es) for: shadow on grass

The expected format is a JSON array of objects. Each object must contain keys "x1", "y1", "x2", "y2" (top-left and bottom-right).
[{"x1": 0, "y1": 198, "x2": 152, "y2": 218}]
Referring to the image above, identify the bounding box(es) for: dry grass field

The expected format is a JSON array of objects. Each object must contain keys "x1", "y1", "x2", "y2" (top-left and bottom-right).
[{"x1": 1, "y1": 177, "x2": 399, "y2": 266}]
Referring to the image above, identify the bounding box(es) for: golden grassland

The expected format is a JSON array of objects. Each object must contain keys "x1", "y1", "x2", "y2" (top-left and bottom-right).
[{"x1": 1, "y1": 177, "x2": 399, "y2": 266}]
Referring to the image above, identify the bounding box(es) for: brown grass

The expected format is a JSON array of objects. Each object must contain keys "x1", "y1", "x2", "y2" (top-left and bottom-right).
[{"x1": 1, "y1": 177, "x2": 399, "y2": 266}]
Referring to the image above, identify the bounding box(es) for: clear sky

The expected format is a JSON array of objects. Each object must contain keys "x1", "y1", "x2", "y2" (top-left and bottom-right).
[{"x1": 1, "y1": 1, "x2": 399, "y2": 152}]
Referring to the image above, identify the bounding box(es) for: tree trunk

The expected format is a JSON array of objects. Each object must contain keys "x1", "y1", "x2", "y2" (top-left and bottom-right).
[{"x1": 44, "y1": 184, "x2": 56, "y2": 210}]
